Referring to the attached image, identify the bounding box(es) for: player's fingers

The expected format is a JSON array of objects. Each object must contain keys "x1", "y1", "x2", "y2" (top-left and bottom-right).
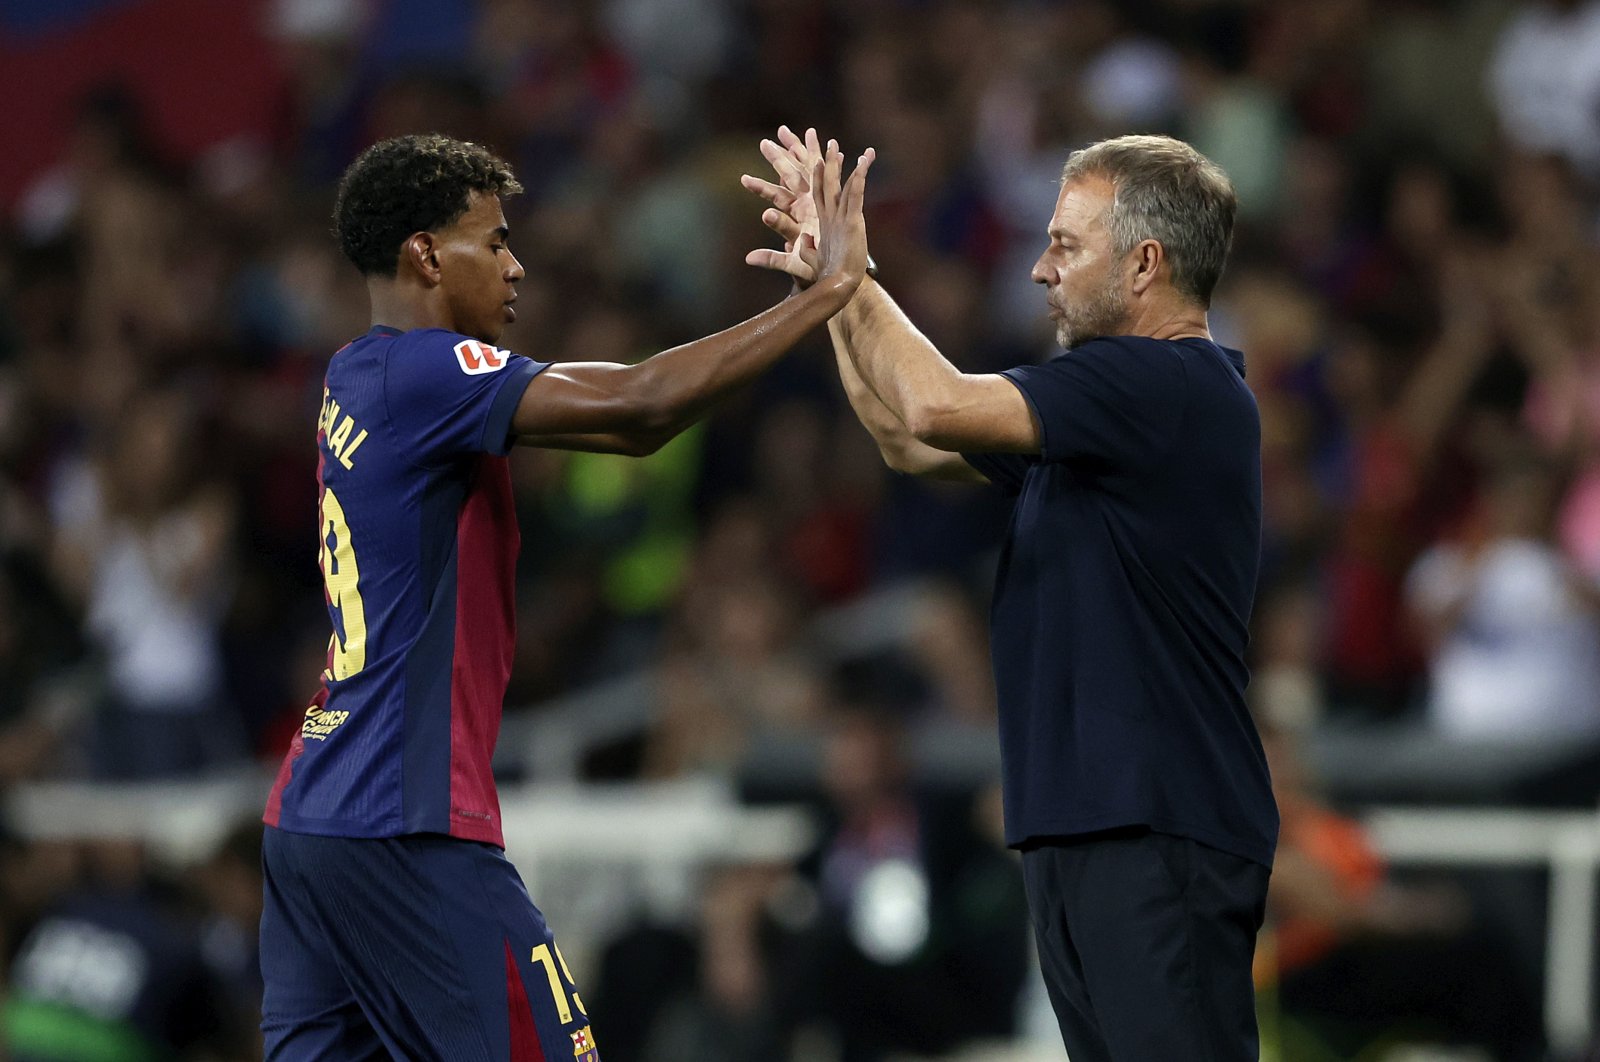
[
  {"x1": 777, "y1": 125, "x2": 803, "y2": 152},
  {"x1": 847, "y1": 148, "x2": 875, "y2": 214},
  {"x1": 812, "y1": 157, "x2": 828, "y2": 219},
  {"x1": 805, "y1": 128, "x2": 822, "y2": 168},
  {"x1": 832, "y1": 145, "x2": 844, "y2": 215}
]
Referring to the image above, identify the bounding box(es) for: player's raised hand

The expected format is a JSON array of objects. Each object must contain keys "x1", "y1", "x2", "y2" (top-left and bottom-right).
[{"x1": 810, "y1": 139, "x2": 873, "y2": 296}]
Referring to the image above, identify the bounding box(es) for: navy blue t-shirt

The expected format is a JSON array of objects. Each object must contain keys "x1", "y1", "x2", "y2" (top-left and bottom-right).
[{"x1": 964, "y1": 335, "x2": 1277, "y2": 867}]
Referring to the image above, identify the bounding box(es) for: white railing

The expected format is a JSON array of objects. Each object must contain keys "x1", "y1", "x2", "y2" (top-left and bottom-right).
[
  {"x1": 1365, "y1": 806, "x2": 1600, "y2": 1057},
  {"x1": 6, "y1": 775, "x2": 1598, "y2": 1054}
]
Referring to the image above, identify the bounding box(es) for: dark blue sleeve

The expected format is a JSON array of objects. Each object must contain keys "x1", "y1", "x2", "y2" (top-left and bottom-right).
[
  {"x1": 1001, "y1": 337, "x2": 1187, "y2": 474},
  {"x1": 383, "y1": 329, "x2": 547, "y2": 464},
  {"x1": 962, "y1": 451, "x2": 1032, "y2": 496}
]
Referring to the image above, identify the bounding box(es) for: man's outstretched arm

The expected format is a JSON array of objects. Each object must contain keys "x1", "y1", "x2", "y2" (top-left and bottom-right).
[
  {"x1": 834, "y1": 278, "x2": 1038, "y2": 455},
  {"x1": 744, "y1": 126, "x2": 1038, "y2": 457},
  {"x1": 828, "y1": 314, "x2": 983, "y2": 480}
]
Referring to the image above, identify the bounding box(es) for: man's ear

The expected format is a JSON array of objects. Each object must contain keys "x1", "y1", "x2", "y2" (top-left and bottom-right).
[
  {"x1": 1130, "y1": 239, "x2": 1162, "y2": 296},
  {"x1": 402, "y1": 232, "x2": 442, "y2": 286}
]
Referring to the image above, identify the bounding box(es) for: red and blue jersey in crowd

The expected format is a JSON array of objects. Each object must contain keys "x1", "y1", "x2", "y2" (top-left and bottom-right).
[{"x1": 265, "y1": 325, "x2": 546, "y2": 848}]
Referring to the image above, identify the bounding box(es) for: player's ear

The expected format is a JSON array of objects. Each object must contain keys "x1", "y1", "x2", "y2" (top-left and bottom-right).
[
  {"x1": 1130, "y1": 239, "x2": 1162, "y2": 296},
  {"x1": 402, "y1": 232, "x2": 443, "y2": 286}
]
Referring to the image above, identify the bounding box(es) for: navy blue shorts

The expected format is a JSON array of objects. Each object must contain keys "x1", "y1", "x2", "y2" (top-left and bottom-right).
[
  {"x1": 260, "y1": 827, "x2": 600, "y2": 1061},
  {"x1": 1021, "y1": 828, "x2": 1269, "y2": 1062}
]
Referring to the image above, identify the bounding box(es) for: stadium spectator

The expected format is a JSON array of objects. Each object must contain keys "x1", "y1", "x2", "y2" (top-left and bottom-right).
[
  {"x1": 0, "y1": 839, "x2": 251, "y2": 1062},
  {"x1": 47, "y1": 389, "x2": 244, "y2": 778},
  {"x1": 1406, "y1": 451, "x2": 1600, "y2": 737},
  {"x1": 1489, "y1": 0, "x2": 1600, "y2": 179}
]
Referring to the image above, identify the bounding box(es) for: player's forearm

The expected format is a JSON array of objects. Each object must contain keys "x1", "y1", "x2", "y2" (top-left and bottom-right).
[
  {"x1": 836, "y1": 279, "x2": 969, "y2": 442},
  {"x1": 631, "y1": 277, "x2": 853, "y2": 435},
  {"x1": 518, "y1": 431, "x2": 664, "y2": 456}
]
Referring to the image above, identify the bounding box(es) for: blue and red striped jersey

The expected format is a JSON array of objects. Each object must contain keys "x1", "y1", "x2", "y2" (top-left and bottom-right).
[{"x1": 265, "y1": 325, "x2": 545, "y2": 848}]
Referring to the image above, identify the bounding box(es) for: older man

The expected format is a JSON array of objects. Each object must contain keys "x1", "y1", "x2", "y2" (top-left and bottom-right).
[{"x1": 746, "y1": 129, "x2": 1275, "y2": 1062}]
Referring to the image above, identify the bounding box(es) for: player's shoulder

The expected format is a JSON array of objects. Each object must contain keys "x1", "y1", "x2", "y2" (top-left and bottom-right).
[{"x1": 387, "y1": 328, "x2": 520, "y2": 379}]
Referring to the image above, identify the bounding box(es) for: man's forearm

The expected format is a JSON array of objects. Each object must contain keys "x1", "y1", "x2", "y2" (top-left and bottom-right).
[
  {"x1": 830, "y1": 317, "x2": 910, "y2": 431},
  {"x1": 834, "y1": 278, "x2": 967, "y2": 439},
  {"x1": 829, "y1": 309, "x2": 983, "y2": 480}
]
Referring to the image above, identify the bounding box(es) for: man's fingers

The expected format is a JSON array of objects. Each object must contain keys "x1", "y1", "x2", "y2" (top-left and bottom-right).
[
  {"x1": 761, "y1": 207, "x2": 804, "y2": 243},
  {"x1": 777, "y1": 125, "x2": 803, "y2": 151},
  {"x1": 761, "y1": 138, "x2": 806, "y2": 188},
  {"x1": 741, "y1": 174, "x2": 794, "y2": 210},
  {"x1": 786, "y1": 140, "x2": 812, "y2": 182},
  {"x1": 792, "y1": 127, "x2": 822, "y2": 179},
  {"x1": 812, "y1": 158, "x2": 828, "y2": 218},
  {"x1": 744, "y1": 247, "x2": 814, "y2": 281},
  {"x1": 759, "y1": 138, "x2": 793, "y2": 171},
  {"x1": 795, "y1": 232, "x2": 820, "y2": 270}
]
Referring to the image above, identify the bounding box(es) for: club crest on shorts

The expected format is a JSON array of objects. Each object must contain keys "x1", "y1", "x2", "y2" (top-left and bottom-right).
[
  {"x1": 571, "y1": 1025, "x2": 597, "y2": 1059},
  {"x1": 454, "y1": 339, "x2": 507, "y2": 375}
]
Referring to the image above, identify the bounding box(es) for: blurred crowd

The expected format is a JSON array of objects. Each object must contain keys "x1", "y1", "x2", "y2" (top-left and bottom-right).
[{"x1": 2, "y1": 0, "x2": 1600, "y2": 1058}]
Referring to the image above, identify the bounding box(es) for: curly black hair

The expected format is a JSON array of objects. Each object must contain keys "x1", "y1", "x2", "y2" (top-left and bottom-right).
[{"x1": 333, "y1": 134, "x2": 522, "y2": 276}]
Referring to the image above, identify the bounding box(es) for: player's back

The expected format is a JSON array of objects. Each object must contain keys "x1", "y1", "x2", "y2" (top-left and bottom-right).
[{"x1": 265, "y1": 325, "x2": 544, "y2": 847}]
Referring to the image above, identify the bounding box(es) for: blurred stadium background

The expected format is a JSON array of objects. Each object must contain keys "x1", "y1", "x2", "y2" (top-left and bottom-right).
[{"x1": 2, "y1": 0, "x2": 1600, "y2": 1059}]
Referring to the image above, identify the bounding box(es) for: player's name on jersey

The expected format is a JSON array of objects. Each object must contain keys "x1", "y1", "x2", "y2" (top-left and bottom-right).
[{"x1": 318, "y1": 388, "x2": 370, "y2": 471}]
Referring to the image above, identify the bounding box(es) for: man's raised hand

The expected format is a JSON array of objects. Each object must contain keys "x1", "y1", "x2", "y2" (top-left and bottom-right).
[{"x1": 742, "y1": 127, "x2": 862, "y2": 289}]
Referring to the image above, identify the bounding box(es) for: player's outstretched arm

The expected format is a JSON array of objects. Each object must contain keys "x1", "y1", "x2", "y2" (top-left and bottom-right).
[
  {"x1": 747, "y1": 128, "x2": 1038, "y2": 458},
  {"x1": 511, "y1": 144, "x2": 873, "y2": 455},
  {"x1": 744, "y1": 128, "x2": 980, "y2": 481}
]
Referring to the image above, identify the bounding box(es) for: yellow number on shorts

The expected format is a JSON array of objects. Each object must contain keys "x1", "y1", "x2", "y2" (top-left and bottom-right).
[
  {"x1": 319, "y1": 487, "x2": 367, "y2": 679},
  {"x1": 530, "y1": 943, "x2": 587, "y2": 1023}
]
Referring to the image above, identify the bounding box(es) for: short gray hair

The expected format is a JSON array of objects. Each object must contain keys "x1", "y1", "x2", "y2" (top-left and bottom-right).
[{"x1": 1061, "y1": 134, "x2": 1236, "y2": 307}]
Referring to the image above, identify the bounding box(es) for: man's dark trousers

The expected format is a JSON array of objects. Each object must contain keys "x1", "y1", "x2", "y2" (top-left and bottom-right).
[{"x1": 1021, "y1": 827, "x2": 1269, "y2": 1062}]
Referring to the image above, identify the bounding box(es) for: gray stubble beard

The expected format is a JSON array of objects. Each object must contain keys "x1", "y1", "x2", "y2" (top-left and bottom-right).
[{"x1": 1054, "y1": 268, "x2": 1129, "y2": 350}]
